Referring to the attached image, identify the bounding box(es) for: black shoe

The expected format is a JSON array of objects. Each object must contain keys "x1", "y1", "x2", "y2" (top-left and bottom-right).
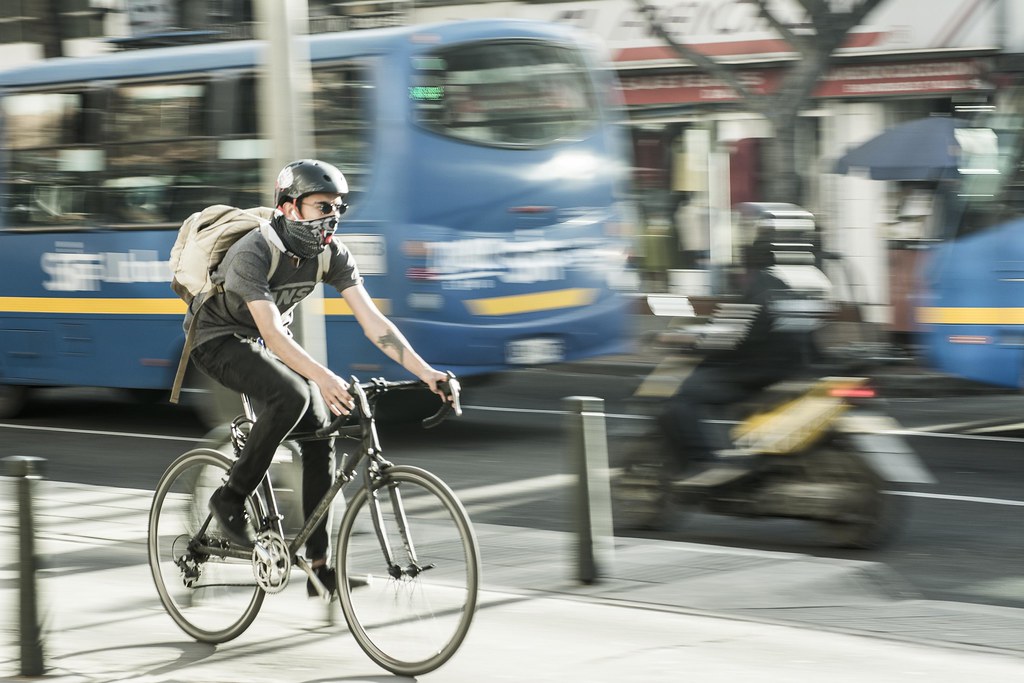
[
  {"x1": 306, "y1": 565, "x2": 337, "y2": 599},
  {"x1": 208, "y1": 486, "x2": 254, "y2": 548}
]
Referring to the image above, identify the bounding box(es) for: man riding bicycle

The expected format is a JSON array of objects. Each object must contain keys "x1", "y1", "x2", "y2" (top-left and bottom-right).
[{"x1": 184, "y1": 159, "x2": 448, "y2": 597}]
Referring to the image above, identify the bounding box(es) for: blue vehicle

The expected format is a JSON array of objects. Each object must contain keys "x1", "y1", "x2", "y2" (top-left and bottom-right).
[
  {"x1": 916, "y1": 112, "x2": 1024, "y2": 388},
  {"x1": 0, "y1": 19, "x2": 635, "y2": 417}
]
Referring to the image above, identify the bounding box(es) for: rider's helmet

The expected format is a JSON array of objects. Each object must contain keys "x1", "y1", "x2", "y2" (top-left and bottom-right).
[
  {"x1": 274, "y1": 159, "x2": 349, "y2": 208},
  {"x1": 273, "y1": 159, "x2": 349, "y2": 259}
]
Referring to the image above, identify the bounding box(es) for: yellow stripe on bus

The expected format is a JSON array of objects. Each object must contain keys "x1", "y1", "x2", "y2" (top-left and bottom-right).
[
  {"x1": 917, "y1": 307, "x2": 1024, "y2": 325},
  {"x1": 0, "y1": 297, "x2": 187, "y2": 315},
  {"x1": 464, "y1": 288, "x2": 597, "y2": 316},
  {"x1": 322, "y1": 298, "x2": 390, "y2": 316},
  {"x1": 0, "y1": 296, "x2": 390, "y2": 317}
]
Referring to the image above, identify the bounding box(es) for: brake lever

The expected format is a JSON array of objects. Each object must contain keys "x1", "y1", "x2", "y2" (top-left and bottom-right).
[
  {"x1": 422, "y1": 372, "x2": 462, "y2": 429},
  {"x1": 447, "y1": 374, "x2": 463, "y2": 417},
  {"x1": 314, "y1": 376, "x2": 366, "y2": 438},
  {"x1": 352, "y1": 377, "x2": 372, "y2": 417}
]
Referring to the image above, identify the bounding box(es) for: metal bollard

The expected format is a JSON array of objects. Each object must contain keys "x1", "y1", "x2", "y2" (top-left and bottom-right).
[
  {"x1": 564, "y1": 396, "x2": 615, "y2": 584},
  {"x1": 3, "y1": 456, "x2": 46, "y2": 677}
]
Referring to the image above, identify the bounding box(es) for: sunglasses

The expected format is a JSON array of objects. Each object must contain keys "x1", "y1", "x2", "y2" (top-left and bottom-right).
[{"x1": 303, "y1": 198, "x2": 348, "y2": 217}]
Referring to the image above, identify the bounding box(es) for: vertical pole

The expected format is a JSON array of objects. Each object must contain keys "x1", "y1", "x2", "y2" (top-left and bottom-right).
[
  {"x1": 256, "y1": 0, "x2": 314, "y2": 186},
  {"x1": 255, "y1": 0, "x2": 328, "y2": 364},
  {"x1": 3, "y1": 456, "x2": 46, "y2": 677},
  {"x1": 564, "y1": 396, "x2": 615, "y2": 584}
]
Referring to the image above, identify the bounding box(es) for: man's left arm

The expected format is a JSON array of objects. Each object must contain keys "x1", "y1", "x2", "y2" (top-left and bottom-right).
[{"x1": 340, "y1": 284, "x2": 447, "y2": 395}]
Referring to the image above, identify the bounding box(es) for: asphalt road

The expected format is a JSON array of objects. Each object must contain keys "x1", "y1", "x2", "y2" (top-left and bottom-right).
[{"x1": 1, "y1": 366, "x2": 1022, "y2": 612}]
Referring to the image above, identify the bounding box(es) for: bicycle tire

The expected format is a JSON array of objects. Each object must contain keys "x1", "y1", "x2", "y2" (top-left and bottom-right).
[
  {"x1": 336, "y1": 465, "x2": 480, "y2": 676},
  {"x1": 147, "y1": 448, "x2": 265, "y2": 643}
]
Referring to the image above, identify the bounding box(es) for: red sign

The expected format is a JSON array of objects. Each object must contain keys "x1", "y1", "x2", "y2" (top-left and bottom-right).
[
  {"x1": 618, "y1": 59, "x2": 986, "y2": 106},
  {"x1": 814, "y1": 61, "x2": 986, "y2": 98}
]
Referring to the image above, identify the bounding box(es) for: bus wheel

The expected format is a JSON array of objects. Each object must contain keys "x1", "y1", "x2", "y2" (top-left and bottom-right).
[{"x1": 0, "y1": 385, "x2": 29, "y2": 419}]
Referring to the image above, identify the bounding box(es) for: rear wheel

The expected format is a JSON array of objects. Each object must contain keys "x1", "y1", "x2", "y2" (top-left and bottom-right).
[
  {"x1": 812, "y1": 446, "x2": 907, "y2": 549},
  {"x1": 337, "y1": 465, "x2": 480, "y2": 676},
  {"x1": 147, "y1": 448, "x2": 265, "y2": 643}
]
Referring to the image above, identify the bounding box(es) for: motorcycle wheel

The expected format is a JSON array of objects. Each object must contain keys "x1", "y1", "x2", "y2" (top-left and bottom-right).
[
  {"x1": 812, "y1": 446, "x2": 907, "y2": 549},
  {"x1": 610, "y1": 436, "x2": 673, "y2": 532}
]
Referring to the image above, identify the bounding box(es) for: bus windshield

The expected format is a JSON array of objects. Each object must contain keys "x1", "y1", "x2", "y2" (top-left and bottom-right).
[{"x1": 411, "y1": 40, "x2": 597, "y2": 146}]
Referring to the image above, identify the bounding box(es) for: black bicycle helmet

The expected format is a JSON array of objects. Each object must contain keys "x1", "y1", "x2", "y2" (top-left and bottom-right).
[{"x1": 274, "y1": 159, "x2": 348, "y2": 207}]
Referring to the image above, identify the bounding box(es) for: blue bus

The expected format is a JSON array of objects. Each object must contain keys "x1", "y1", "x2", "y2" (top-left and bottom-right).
[
  {"x1": 0, "y1": 19, "x2": 635, "y2": 418},
  {"x1": 916, "y1": 112, "x2": 1024, "y2": 388}
]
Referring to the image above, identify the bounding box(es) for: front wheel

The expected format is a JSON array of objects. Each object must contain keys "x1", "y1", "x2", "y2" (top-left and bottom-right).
[
  {"x1": 611, "y1": 435, "x2": 673, "y2": 532},
  {"x1": 147, "y1": 448, "x2": 265, "y2": 643},
  {"x1": 336, "y1": 465, "x2": 480, "y2": 677}
]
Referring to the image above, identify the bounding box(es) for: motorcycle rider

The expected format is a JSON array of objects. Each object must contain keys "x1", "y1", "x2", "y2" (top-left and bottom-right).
[{"x1": 657, "y1": 222, "x2": 833, "y2": 485}]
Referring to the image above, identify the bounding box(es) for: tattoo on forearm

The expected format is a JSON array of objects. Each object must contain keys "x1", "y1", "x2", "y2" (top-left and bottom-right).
[{"x1": 376, "y1": 331, "x2": 406, "y2": 364}]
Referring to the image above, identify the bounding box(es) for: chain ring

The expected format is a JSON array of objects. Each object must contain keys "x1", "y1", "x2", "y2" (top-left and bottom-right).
[{"x1": 252, "y1": 530, "x2": 291, "y2": 593}]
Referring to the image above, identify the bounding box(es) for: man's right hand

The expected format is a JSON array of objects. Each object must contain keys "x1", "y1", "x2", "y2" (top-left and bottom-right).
[{"x1": 317, "y1": 372, "x2": 356, "y2": 416}]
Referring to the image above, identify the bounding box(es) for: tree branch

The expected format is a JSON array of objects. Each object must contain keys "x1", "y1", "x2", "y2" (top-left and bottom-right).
[
  {"x1": 750, "y1": 0, "x2": 809, "y2": 54},
  {"x1": 630, "y1": 0, "x2": 757, "y2": 102}
]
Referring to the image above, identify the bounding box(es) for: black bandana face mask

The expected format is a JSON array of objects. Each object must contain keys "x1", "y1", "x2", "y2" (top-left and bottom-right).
[{"x1": 281, "y1": 214, "x2": 338, "y2": 259}]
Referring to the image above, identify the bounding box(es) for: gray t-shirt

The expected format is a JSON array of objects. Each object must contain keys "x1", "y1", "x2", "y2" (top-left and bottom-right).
[{"x1": 185, "y1": 228, "x2": 362, "y2": 348}]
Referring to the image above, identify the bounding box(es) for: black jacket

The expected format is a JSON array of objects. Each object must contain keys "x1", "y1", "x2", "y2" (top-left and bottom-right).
[{"x1": 697, "y1": 268, "x2": 822, "y2": 389}]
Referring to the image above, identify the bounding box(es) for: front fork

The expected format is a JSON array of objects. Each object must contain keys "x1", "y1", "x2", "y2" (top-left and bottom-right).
[{"x1": 365, "y1": 462, "x2": 433, "y2": 579}]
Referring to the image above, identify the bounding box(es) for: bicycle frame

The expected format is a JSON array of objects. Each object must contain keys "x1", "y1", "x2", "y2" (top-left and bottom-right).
[
  {"x1": 150, "y1": 372, "x2": 475, "y2": 675},
  {"x1": 202, "y1": 378, "x2": 456, "y2": 580}
]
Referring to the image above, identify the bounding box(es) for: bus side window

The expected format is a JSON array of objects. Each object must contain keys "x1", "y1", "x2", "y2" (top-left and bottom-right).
[
  {"x1": 106, "y1": 79, "x2": 218, "y2": 226},
  {"x1": 310, "y1": 61, "x2": 373, "y2": 199},
  {"x1": 1, "y1": 90, "x2": 101, "y2": 228},
  {"x1": 220, "y1": 75, "x2": 264, "y2": 208}
]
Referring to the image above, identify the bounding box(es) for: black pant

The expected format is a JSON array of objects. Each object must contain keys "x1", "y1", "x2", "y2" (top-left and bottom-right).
[
  {"x1": 658, "y1": 363, "x2": 759, "y2": 469},
  {"x1": 191, "y1": 335, "x2": 335, "y2": 561}
]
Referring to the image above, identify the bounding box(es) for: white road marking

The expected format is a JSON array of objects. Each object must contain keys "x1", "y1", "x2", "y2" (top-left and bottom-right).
[
  {"x1": 0, "y1": 421, "x2": 200, "y2": 442},
  {"x1": 4, "y1": 404, "x2": 1024, "y2": 511},
  {"x1": 886, "y1": 490, "x2": 1024, "y2": 507}
]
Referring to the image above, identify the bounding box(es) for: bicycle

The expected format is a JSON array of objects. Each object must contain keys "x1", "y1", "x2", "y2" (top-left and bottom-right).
[{"x1": 147, "y1": 374, "x2": 480, "y2": 676}]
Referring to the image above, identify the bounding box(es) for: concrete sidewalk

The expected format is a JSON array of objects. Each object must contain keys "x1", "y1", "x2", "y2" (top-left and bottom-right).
[{"x1": 2, "y1": 481, "x2": 1022, "y2": 682}]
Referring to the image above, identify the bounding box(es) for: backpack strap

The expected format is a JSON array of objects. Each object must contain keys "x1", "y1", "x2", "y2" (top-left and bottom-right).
[
  {"x1": 317, "y1": 246, "x2": 331, "y2": 282},
  {"x1": 169, "y1": 288, "x2": 219, "y2": 404},
  {"x1": 268, "y1": 246, "x2": 282, "y2": 281}
]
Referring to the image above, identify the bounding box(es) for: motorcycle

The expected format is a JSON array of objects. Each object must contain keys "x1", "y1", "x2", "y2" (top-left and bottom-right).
[{"x1": 611, "y1": 296, "x2": 933, "y2": 549}]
